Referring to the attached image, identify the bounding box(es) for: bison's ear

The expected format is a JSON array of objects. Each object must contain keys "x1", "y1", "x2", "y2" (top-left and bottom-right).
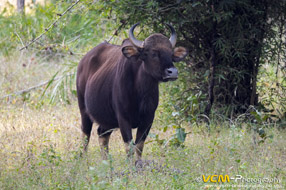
[
  {"x1": 122, "y1": 46, "x2": 140, "y2": 58},
  {"x1": 173, "y1": 47, "x2": 188, "y2": 62}
]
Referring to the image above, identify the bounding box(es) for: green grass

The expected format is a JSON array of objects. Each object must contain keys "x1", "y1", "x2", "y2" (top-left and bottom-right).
[{"x1": 0, "y1": 103, "x2": 285, "y2": 189}]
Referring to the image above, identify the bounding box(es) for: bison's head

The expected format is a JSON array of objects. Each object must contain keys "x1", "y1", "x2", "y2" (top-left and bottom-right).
[{"x1": 122, "y1": 23, "x2": 188, "y2": 82}]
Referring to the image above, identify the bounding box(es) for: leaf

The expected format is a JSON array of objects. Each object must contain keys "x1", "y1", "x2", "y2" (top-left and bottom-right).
[
  {"x1": 268, "y1": 135, "x2": 274, "y2": 139},
  {"x1": 41, "y1": 70, "x2": 60, "y2": 99},
  {"x1": 258, "y1": 128, "x2": 266, "y2": 139},
  {"x1": 148, "y1": 133, "x2": 157, "y2": 138},
  {"x1": 176, "y1": 128, "x2": 186, "y2": 143},
  {"x1": 163, "y1": 126, "x2": 168, "y2": 132},
  {"x1": 172, "y1": 112, "x2": 179, "y2": 116},
  {"x1": 192, "y1": 2, "x2": 201, "y2": 7}
]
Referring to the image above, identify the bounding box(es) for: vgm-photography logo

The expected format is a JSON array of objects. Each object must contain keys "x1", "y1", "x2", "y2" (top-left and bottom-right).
[
  {"x1": 196, "y1": 174, "x2": 281, "y2": 184},
  {"x1": 195, "y1": 174, "x2": 283, "y2": 189}
]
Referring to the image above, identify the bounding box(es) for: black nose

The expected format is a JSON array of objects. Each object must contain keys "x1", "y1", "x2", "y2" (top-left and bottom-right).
[{"x1": 163, "y1": 67, "x2": 178, "y2": 80}]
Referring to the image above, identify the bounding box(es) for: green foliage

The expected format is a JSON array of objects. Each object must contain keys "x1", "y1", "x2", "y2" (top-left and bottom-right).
[
  {"x1": 257, "y1": 64, "x2": 286, "y2": 125},
  {"x1": 100, "y1": 0, "x2": 286, "y2": 119},
  {"x1": 159, "y1": 62, "x2": 208, "y2": 124},
  {"x1": 0, "y1": 0, "x2": 119, "y2": 57},
  {"x1": 41, "y1": 61, "x2": 78, "y2": 104},
  {"x1": 0, "y1": 0, "x2": 123, "y2": 104}
]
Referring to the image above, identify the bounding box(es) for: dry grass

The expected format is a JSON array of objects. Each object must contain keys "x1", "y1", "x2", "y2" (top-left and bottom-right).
[
  {"x1": 1, "y1": 102, "x2": 285, "y2": 189},
  {"x1": 0, "y1": 0, "x2": 46, "y2": 14}
]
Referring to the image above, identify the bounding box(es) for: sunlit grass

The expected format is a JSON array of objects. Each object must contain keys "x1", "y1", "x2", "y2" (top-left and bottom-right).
[{"x1": 0, "y1": 100, "x2": 285, "y2": 189}]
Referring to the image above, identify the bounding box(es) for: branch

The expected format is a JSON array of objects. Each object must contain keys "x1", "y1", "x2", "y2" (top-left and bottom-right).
[
  {"x1": 107, "y1": 21, "x2": 128, "y2": 43},
  {"x1": 0, "y1": 73, "x2": 73, "y2": 100},
  {"x1": 15, "y1": 31, "x2": 25, "y2": 48},
  {"x1": 19, "y1": 0, "x2": 81, "y2": 51}
]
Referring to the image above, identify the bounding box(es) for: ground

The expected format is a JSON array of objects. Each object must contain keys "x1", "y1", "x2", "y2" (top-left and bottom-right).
[{"x1": 0, "y1": 104, "x2": 285, "y2": 189}]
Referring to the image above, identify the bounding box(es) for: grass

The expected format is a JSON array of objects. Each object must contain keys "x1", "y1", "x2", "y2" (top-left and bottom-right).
[
  {"x1": 0, "y1": 52, "x2": 285, "y2": 189},
  {"x1": 0, "y1": 103, "x2": 285, "y2": 189}
]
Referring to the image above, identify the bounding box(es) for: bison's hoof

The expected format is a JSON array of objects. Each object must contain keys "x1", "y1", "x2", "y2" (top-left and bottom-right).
[{"x1": 135, "y1": 159, "x2": 143, "y2": 168}]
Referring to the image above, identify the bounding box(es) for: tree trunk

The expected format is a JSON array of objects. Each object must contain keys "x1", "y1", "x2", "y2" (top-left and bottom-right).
[
  {"x1": 17, "y1": 0, "x2": 25, "y2": 14},
  {"x1": 204, "y1": 3, "x2": 217, "y2": 116},
  {"x1": 205, "y1": 43, "x2": 216, "y2": 116}
]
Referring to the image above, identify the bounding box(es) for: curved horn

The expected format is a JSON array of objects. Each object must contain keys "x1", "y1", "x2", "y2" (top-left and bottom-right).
[
  {"x1": 129, "y1": 22, "x2": 144, "y2": 48},
  {"x1": 166, "y1": 24, "x2": 177, "y2": 48}
]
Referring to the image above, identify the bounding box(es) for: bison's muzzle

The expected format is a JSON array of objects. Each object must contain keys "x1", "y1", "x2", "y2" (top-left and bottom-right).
[{"x1": 163, "y1": 67, "x2": 178, "y2": 81}]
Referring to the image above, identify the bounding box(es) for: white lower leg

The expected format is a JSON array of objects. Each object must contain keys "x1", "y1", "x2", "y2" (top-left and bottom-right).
[
  {"x1": 124, "y1": 141, "x2": 135, "y2": 159},
  {"x1": 135, "y1": 141, "x2": 144, "y2": 160},
  {"x1": 99, "y1": 135, "x2": 110, "y2": 160}
]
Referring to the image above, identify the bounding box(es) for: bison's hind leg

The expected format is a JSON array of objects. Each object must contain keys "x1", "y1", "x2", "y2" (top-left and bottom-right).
[
  {"x1": 97, "y1": 126, "x2": 113, "y2": 160},
  {"x1": 80, "y1": 112, "x2": 93, "y2": 152}
]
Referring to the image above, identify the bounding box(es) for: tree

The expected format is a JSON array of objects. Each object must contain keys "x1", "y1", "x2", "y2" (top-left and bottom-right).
[
  {"x1": 17, "y1": 0, "x2": 25, "y2": 14},
  {"x1": 100, "y1": 0, "x2": 286, "y2": 117}
]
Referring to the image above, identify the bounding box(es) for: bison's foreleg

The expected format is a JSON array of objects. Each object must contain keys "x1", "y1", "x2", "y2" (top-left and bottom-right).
[
  {"x1": 135, "y1": 124, "x2": 152, "y2": 161},
  {"x1": 82, "y1": 133, "x2": 90, "y2": 152},
  {"x1": 135, "y1": 141, "x2": 144, "y2": 160},
  {"x1": 124, "y1": 141, "x2": 135, "y2": 159},
  {"x1": 118, "y1": 117, "x2": 134, "y2": 159}
]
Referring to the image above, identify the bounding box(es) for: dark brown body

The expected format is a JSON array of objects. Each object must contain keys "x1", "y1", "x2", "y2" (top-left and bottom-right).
[{"x1": 76, "y1": 24, "x2": 187, "y2": 162}]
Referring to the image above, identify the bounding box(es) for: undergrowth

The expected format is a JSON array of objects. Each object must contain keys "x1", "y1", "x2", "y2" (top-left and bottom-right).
[{"x1": 0, "y1": 104, "x2": 285, "y2": 189}]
